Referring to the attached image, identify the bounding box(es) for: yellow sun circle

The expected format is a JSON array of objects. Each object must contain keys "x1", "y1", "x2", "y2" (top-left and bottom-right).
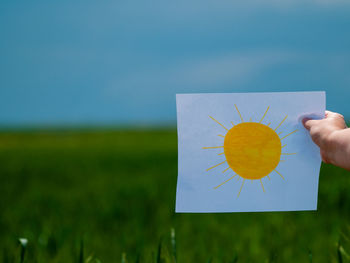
[{"x1": 224, "y1": 122, "x2": 281, "y2": 180}]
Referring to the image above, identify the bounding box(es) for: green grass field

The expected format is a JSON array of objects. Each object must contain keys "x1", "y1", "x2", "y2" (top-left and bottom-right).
[{"x1": 1, "y1": 129, "x2": 350, "y2": 262}]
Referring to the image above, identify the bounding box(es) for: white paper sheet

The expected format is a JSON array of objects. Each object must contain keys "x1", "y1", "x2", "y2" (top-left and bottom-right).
[{"x1": 176, "y1": 91, "x2": 325, "y2": 213}]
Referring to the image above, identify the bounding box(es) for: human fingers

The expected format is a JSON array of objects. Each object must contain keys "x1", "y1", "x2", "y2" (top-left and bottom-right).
[
  {"x1": 325, "y1": 110, "x2": 347, "y2": 128},
  {"x1": 320, "y1": 149, "x2": 331, "y2": 164},
  {"x1": 325, "y1": 110, "x2": 344, "y2": 120},
  {"x1": 302, "y1": 118, "x2": 321, "y2": 131}
]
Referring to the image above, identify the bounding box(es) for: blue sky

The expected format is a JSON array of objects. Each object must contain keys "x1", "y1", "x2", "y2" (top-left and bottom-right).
[{"x1": 1, "y1": 0, "x2": 350, "y2": 126}]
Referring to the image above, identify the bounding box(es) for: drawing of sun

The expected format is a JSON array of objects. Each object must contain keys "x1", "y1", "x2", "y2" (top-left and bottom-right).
[{"x1": 203, "y1": 105, "x2": 298, "y2": 197}]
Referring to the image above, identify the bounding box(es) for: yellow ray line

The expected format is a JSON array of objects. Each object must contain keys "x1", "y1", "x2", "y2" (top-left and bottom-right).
[
  {"x1": 267, "y1": 122, "x2": 271, "y2": 126},
  {"x1": 237, "y1": 179, "x2": 246, "y2": 197},
  {"x1": 202, "y1": 146, "x2": 224, "y2": 149},
  {"x1": 278, "y1": 131, "x2": 282, "y2": 135},
  {"x1": 209, "y1": 116, "x2": 228, "y2": 131},
  {"x1": 206, "y1": 160, "x2": 226, "y2": 171},
  {"x1": 259, "y1": 106, "x2": 270, "y2": 123},
  {"x1": 231, "y1": 121, "x2": 235, "y2": 126},
  {"x1": 274, "y1": 169, "x2": 284, "y2": 180},
  {"x1": 281, "y1": 153, "x2": 297, "y2": 155},
  {"x1": 218, "y1": 134, "x2": 225, "y2": 138},
  {"x1": 281, "y1": 129, "x2": 298, "y2": 140},
  {"x1": 234, "y1": 104, "x2": 244, "y2": 122},
  {"x1": 267, "y1": 175, "x2": 270, "y2": 180},
  {"x1": 214, "y1": 174, "x2": 237, "y2": 189},
  {"x1": 222, "y1": 167, "x2": 230, "y2": 173},
  {"x1": 275, "y1": 115, "x2": 288, "y2": 131},
  {"x1": 218, "y1": 152, "x2": 225, "y2": 155},
  {"x1": 260, "y1": 179, "x2": 265, "y2": 193},
  {"x1": 249, "y1": 117, "x2": 252, "y2": 122},
  {"x1": 282, "y1": 144, "x2": 287, "y2": 148},
  {"x1": 236, "y1": 176, "x2": 240, "y2": 181},
  {"x1": 280, "y1": 160, "x2": 285, "y2": 162}
]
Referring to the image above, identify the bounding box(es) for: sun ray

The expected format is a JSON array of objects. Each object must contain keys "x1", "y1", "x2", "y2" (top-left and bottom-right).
[
  {"x1": 234, "y1": 104, "x2": 244, "y2": 122},
  {"x1": 281, "y1": 129, "x2": 298, "y2": 140},
  {"x1": 202, "y1": 146, "x2": 224, "y2": 149},
  {"x1": 222, "y1": 167, "x2": 230, "y2": 173},
  {"x1": 237, "y1": 179, "x2": 246, "y2": 197},
  {"x1": 280, "y1": 160, "x2": 285, "y2": 162},
  {"x1": 267, "y1": 122, "x2": 271, "y2": 126},
  {"x1": 259, "y1": 106, "x2": 270, "y2": 123},
  {"x1": 282, "y1": 144, "x2": 287, "y2": 148},
  {"x1": 231, "y1": 121, "x2": 235, "y2": 126},
  {"x1": 209, "y1": 116, "x2": 228, "y2": 131},
  {"x1": 214, "y1": 174, "x2": 237, "y2": 189},
  {"x1": 218, "y1": 152, "x2": 225, "y2": 155},
  {"x1": 218, "y1": 134, "x2": 225, "y2": 138},
  {"x1": 274, "y1": 115, "x2": 288, "y2": 131},
  {"x1": 260, "y1": 179, "x2": 265, "y2": 193},
  {"x1": 281, "y1": 153, "x2": 296, "y2": 155},
  {"x1": 249, "y1": 117, "x2": 252, "y2": 122},
  {"x1": 206, "y1": 160, "x2": 226, "y2": 171},
  {"x1": 267, "y1": 175, "x2": 270, "y2": 180},
  {"x1": 274, "y1": 169, "x2": 284, "y2": 179},
  {"x1": 278, "y1": 131, "x2": 282, "y2": 135}
]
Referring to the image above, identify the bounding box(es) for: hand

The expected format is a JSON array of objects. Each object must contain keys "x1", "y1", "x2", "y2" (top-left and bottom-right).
[{"x1": 303, "y1": 111, "x2": 350, "y2": 170}]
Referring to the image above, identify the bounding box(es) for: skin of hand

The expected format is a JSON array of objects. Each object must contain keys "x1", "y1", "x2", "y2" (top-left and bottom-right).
[{"x1": 303, "y1": 111, "x2": 350, "y2": 171}]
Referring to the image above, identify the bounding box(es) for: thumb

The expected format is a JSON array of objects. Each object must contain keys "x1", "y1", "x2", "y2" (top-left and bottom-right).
[{"x1": 303, "y1": 118, "x2": 321, "y2": 131}]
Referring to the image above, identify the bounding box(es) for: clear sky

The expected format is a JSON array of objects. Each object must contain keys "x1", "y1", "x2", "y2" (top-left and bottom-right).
[{"x1": 1, "y1": 0, "x2": 350, "y2": 126}]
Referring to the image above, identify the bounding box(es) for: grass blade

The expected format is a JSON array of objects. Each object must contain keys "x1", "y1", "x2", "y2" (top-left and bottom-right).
[
  {"x1": 231, "y1": 253, "x2": 238, "y2": 263},
  {"x1": 79, "y1": 240, "x2": 84, "y2": 263},
  {"x1": 308, "y1": 249, "x2": 312, "y2": 263},
  {"x1": 338, "y1": 243, "x2": 343, "y2": 263},
  {"x1": 156, "y1": 239, "x2": 162, "y2": 263},
  {"x1": 170, "y1": 228, "x2": 176, "y2": 263},
  {"x1": 121, "y1": 252, "x2": 127, "y2": 263},
  {"x1": 18, "y1": 238, "x2": 28, "y2": 263}
]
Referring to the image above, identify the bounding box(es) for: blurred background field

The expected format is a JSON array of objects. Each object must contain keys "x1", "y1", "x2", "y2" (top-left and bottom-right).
[
  {"x1": 1, "y1": 129, "x2": 350, "y2": 263},
  {"x1": 1, "y1": 0, "x2": 350, "y2": 262}
]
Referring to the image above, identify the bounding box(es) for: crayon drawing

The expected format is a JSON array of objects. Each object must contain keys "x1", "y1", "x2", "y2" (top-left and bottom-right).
[{"x1": 203, "y1": 105, "x2": 298, "y2": 197}]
